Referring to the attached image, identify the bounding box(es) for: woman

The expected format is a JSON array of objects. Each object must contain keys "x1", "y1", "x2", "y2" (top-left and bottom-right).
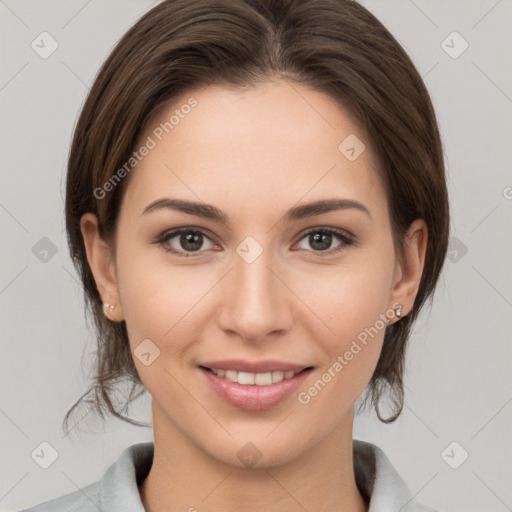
[{"x1": 22, "y1": 0, "x2": 449, "y2": 510}]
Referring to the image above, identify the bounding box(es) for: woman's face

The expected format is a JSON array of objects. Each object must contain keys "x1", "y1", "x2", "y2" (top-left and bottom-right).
[{"x1": 92, "y1": 79, "x2": 420, "y2": 467}]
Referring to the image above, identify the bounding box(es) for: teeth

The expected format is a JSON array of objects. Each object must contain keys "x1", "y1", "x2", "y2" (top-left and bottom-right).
[
  {"x1": 238, "y1": 371, "x2": 255, "y2": 385},
  {"x1": 255, "y1": 372, "x2": 272, "y2": 385},
  {"x1": 225, "y1": 370, "x2": 237, "y2": 382},
  {"x1": 272, "y1": 371, "x2": 284, "y2": 383},
  {"x1": 211, "y1": 368, "x2": 300, "y2": 385}
]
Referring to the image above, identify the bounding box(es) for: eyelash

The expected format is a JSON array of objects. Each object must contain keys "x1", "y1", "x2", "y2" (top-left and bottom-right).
[{"x1": 154, "y1": 226, "x2": 355, "y2": 258}]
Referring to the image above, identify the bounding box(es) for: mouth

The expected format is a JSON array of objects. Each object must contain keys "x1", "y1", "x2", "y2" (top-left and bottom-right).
[
  {"x1": 198, "y1": 363, "x2": 314, "y2": 411},
  {"x1": 199, "y1": 366, "x2": 312, "y2": 386}
]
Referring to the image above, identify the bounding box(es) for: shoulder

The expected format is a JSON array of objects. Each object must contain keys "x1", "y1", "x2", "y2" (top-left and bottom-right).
[
  {"x1": 18, "y1": 442, "x2": 154, "y2": 512},
  {"x1": 353, "y1": 439, "x2": 439, "y2": 512},
  {"x1": 18, "y1": 480, "x2": 101, "y2": 512}
]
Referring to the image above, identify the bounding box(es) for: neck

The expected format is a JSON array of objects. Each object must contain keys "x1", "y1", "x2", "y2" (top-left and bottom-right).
[{"x1": 139, "y1": 404, "x2": 368, "y2": 512}]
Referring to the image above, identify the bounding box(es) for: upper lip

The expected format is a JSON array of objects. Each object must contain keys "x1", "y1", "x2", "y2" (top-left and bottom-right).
[{"x1": 198, "y1": 359, "x2": 313, "y2": 373}]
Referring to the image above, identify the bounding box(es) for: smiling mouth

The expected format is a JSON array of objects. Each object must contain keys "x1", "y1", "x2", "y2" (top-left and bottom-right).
[{"x1": 199, "y1": 366, "x2": 313, "y2": 386}]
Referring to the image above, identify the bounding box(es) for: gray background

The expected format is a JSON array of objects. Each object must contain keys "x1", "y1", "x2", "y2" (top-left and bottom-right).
[{"x1": 1, "y1": 1, "x2": 511, "y2": 511}]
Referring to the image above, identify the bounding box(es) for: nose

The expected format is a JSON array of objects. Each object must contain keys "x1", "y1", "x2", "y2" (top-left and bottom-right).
[{"x1": 216, "y1": 245, "x2": 294, "y2": 343}]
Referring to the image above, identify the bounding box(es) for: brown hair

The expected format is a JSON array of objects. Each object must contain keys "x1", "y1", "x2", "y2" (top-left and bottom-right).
[{"x1": 63, "y1": 0, "x2": 449, "y2": 434}]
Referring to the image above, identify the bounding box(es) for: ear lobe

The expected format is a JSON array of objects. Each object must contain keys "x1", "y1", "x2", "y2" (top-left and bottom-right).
[
  {"x1": 80, "y1": 213, "x2": 124, "y2": 321},
  {"x1": 389, "y1": 219, "x2": 428, "y2": 318}
]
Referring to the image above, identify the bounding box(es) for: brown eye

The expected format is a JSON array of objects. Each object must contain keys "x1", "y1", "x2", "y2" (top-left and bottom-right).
[
  {"x1": 158, "y1": 229, "x2": 215, "y2": 256},
  {"x1": 296, "y1": 228, "x2": 354, "y2": 254}
]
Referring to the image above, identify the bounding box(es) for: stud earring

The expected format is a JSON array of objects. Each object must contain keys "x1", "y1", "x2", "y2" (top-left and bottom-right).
[
  {"x1": 394, "y1": 303, "x2": 403, "y2": 318},
  {"x1": 103, "y1": 303, "x2": 115, "y2": 312}
]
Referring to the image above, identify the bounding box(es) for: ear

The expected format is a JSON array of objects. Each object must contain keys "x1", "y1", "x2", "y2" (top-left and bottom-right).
[
  {"x1": 388, "y1": 219, "x2": 428, "y2": 320},
  {"x1": 80, "y1": 213, "x2": 124, "y2": 322}
]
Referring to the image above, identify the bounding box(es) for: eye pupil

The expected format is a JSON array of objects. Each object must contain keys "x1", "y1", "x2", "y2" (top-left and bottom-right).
[
  {"x1": 310, "y1": 232, "x2": 332, "y2": 251},
  {"x1": 181, "y1": 231, "x2": 203, "y2": 251}
]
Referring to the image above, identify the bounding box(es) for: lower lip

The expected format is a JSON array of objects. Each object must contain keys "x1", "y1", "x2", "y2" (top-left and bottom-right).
[{"x1": 200, "y1": 367, "x2": 313, "y2": 411}]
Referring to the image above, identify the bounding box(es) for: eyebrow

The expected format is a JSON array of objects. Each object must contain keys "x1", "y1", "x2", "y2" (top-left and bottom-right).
[{"x1": 142, "y1": 197, "x2": 372, "y2": 224}]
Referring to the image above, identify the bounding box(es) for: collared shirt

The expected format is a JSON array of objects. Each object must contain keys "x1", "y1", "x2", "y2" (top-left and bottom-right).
[{"x1": 20, "y1": 440, "x2": 438, "y2": 511}]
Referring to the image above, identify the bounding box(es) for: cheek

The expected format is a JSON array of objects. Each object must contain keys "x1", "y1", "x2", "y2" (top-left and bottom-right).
[
  {"x1": 115, "y1": 237, "x2": 217, "y2": 356},
  {"x1": 116, "y1": 255, "x2": 219, "y2": 401},
  {"x1": 296, "y1": 248, "x2": 395, "y2": 395},
  {"x1": 303, "y1": 252, "x2": 394, "y2": 338}
]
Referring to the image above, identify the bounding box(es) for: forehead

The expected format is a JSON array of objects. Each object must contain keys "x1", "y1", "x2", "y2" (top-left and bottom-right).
[{"x1": 123, "y1": 80, "x2": 386, "y2": 217}]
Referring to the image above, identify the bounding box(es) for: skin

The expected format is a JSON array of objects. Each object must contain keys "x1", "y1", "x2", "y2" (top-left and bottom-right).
[{"x1": 81, "y1": 79, "x2": 427, "y2": 512}]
